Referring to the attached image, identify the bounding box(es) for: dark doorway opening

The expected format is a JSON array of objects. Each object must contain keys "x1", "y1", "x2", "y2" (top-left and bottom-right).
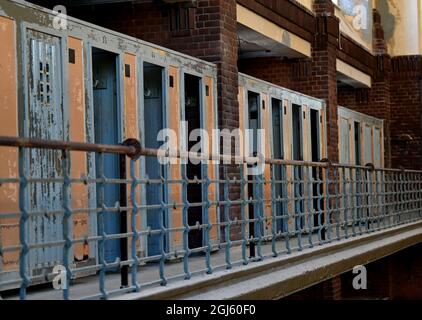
[
  {"x1": 92, "y1": 48, "x2": 120, "y2": 263},
  {"x1": 310, "y1": 109, "x2": 321, "y2": 229},
  {"x1": 184, "y1": 74, "x2": 204, "y2": 249},
  {"x1": 292, "y1": 104, "x2": 304, "y2": 231},
  {"x1": 247, "y1": 91, "x2": 263, "y2": 257},
  {"x1": 144, "y1": 62, "x2": 167, "y2": 257},
  {"x1": 271, "y1": 98, "x2": 287, "y2": 233},
  {"x1": 354, "y1": 121, "x2": 364, "y2": 224}
]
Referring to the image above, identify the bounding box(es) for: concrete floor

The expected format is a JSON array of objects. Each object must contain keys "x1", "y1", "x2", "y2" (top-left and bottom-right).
[
  {"x1": 2, "y1": 232, "x2": 326, "y2": 300},
  {"x1": 1, "y1": 218, "x2": 402, "y2": 300}
]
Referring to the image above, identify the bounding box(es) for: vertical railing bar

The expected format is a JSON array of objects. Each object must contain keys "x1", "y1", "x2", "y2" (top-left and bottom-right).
[
  {"x1": 181, "y1": 163, "x2": 191, "y2": 279},
  {"x1": 356, "y1": 168, "x2": 362, "y2": 235},
  {"x1": 256, "y1": 168, "x2": 263, "y2": 261},
  {"x1": 387, "y1": 171, "x2": 393, "y2": 228},
  {"x1": 119, "y1": 152, "x2": 129, "y2": 289},
  {"x1": 375, "y1": 170, "x2": 381, "y2": 231},
  {"x1": 326, "y1": 164, "x2": 332, "y2": 243},
  {"x1": 294, "y1": 165, "x2": 302, "y2": 251},
  {"x1": 349, "y1": 167, "x2": 356, "y2": 237},
  {"x1": 270, "y1": 163, "x2": 278, "y2": 256},
  {"x1": 363, "y1": 167, "x2": 368, "y2": 233},
  {"x1": 333, "y1": 167, "x2": 341, "y2": 241},
  {"x1": 282, "y1": 164, "x2": 291, "y2": 253},
  {"x1": 394, "y1": 171, "x2": 398, "y2": 226},
  {"x1": 223, "y1": 166, "x2": 232, "y2": 269},
  {"x1": 306, "y1": 165, "x2": 313, "y2": 248},
  {"x1": 239, "y1": 164, "x2": 248, "y2": 265},
  {"x1": 316, "y1": 166, "x2": 324, "y2": 244},
  {"x1": 18, "y1": 147, "x2": 29, "y2": 300},
  {"x1": 159, "y1": 163, "x2": 167, "y2": 286},
  {"x1": 97, "y1": 152, "x2": 107, "y2": 299},
  {"x1": 203, "y1": 162, "x2": 212, "y2": 275},
  {"x1": 62, "y1": 149, "x2": 72, "y2": 300},
  {"x1": 342, "y1": 167, "x2": 349, "y2": 239},
  {"x1": 281, "y1": 164, "x2": 294, "y2": 254},
  {"x1": 129, "y1": 160, "x2": 140, "y2": 292},
  {"x1": 368, "y1": 168, "x2": 375, "y2": 232},
  {"x1": 363, "y1": 168, "x2": 368, "y2": 232}
]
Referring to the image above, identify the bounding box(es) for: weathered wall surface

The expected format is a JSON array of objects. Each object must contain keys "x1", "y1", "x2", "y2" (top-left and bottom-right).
[
  {"x1": 377, "y1": 0, "x2": 422, "y2": 57},
  {"x1": 0, "y1": 15, "x2": 19, "y2": 271}
]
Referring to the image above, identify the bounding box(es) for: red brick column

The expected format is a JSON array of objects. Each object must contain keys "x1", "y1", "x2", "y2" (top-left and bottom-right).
[
  {"x1": 390, "y1": 56, "x2": 422, "y2": 170},
  {"x1": 337, "y1": 10, "x2": 392, "y2": 168},
  {"x1": 301, "y1": 0, "x2": 340, "y2": 163},
  {"x1": 322, "y1": 276, "x2": 342, "y2": 300}
]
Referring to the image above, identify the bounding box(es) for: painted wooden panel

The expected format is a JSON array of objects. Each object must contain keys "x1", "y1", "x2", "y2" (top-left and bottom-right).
[
  {"x1": 92, "y1": 50, "x2": 121, "y2": 262},
  {"x1": 262, "y1": 93, "x2": 272, "y2": 234},
  {"x1": 238, "y1": 85, "x2": 249, "y2": 229},
  {"x1": 319, "y1": 108, "x2": 327, "y2": 159},
  {"x1": 204, "y1": 76, "x2": 218, "y2": 242},
  {"x1": 302, "y1": 105, "x2": 311, "y2": 162},
  {"x1": 26, "y1": 29, "x2": 65, "y2": 270},
  {"x1": 363, "y1": 125, "x2": 373, "y2": 165},
  {"x1": 339, "y1": 117, "x2": 351, "y2": 165},
  {"x1": 68, "y1": 36, "x2": 90, "y2": 261},
  {"x1": 373, "y1": 127, "x2": 382, "y2": 168},
  {"x1": 0, "y1": 16, "x2": 18, "y2": 271},
  {"x1": 283, "y1": 99, "x2": 294, "y2": 231},
  {"x1": 123, "y1": 53, "x2": 142, "y2": 255},
  {"x1": 168, "y1": 66, "x2": 183, "y2": 250},
  {"x1": 338, "y1": 107, "x2": 384, "y2": 168}
]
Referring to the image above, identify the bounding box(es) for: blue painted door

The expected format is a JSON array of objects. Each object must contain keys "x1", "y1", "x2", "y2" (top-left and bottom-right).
[
  {"x1": 143, "y1": 64, "x2": 166, "y2": 256},
  {"x1": 26, "y1": 29, "x2": 65, "y2": 275},
  {"x1": 271, "y1": 99, "x2": 287, "y2": 233},
  {"x1": 247, "y1": 91, "x2": 264, "y2": 238},
  {"x1": 92, "y1": 50, "x2": 120, "y2": 263},
  {"x1": 292, "y1": 104, "x2": 304, "y2": 230}
]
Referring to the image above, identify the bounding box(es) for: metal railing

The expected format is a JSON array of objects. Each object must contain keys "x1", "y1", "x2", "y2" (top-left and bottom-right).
[{"x1": 0, "y1": 136, "x2": 422, "y2": 300}]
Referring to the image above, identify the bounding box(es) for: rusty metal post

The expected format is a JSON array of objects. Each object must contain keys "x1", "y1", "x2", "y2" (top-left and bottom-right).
[
  {"x1": 119, "y1": 151, "x2": 129, "y2": 288},
  {"x1": 119, "y1": 139, "x2": 130, "y2": 289},
  {"x1": 119, "y1": 139, "x2": 142, "y2": 289}
]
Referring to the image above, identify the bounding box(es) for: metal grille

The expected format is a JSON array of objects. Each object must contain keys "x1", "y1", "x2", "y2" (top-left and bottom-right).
[{"x1": 0, "y1": 136, "x2": 421, "y2": 300}]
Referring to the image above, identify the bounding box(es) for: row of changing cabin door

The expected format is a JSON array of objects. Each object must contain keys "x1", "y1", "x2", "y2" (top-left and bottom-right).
[
  {"x1": 92, "y1": 51, "x2": 206, "y2": 261},
  {"x1": 243, "y1": 78, "x2": 325, "y2": 252},
  {"x1": 17, "y1": 9, "x2": 328, "y2": 277},
  {"x1": 25, "y1": 36, "x2": 208, "y2": 266},
  {"x1": 0, "y1": 1, "x2": 221, "y2": 286}
]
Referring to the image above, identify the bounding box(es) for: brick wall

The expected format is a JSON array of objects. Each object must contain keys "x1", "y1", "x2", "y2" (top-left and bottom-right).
[
  {"x1": 390, "y1": 56, "x2": 422, "y2": 170},
  {"x1": 337, "y1": 56, "x2": 392, "y2": 167},
  {"x1": 340, "y1": 55, "x2": 422, "y2": 171},
  {"x1": 238, "y1": 57, "x2": 296, "y2": 91},
  {"x1": 287, "y1": 243, "x2": 422, "y2": 300}
]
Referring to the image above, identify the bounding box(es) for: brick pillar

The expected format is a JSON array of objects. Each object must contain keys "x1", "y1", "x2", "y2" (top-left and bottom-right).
[
  {"x1": 322, "y1": 276, "x2": 342, "y2": 300},
  {"x1": 388, "y1": 244, "x2": 422, "y2": 299},
  {"x1": 369, "y1": 10, "x2": 392, "y2": 167},
  {"x1": 390, "y1": 56, "x2": 422, "y2": 170},
  {"x1": 308, "y1": 1, "x2": 341, "y2": 300},
  {"x1": 300, "y1": 0, "x2": 340, "y2": 162}
]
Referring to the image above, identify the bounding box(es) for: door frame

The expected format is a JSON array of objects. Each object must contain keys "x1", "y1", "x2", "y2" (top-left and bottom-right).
[
  {"x1": 88, "y1": 45, "x2": 125, "y2": 262},
  {"x1": 139, "y1": 58, "x2": 171, "y2": 254},
  {"x1": 180, "y1": 69, "x2": 207, "y2": 247},
  {"x1": 244, "y1": 89, "x2": 265, "y2": 238},
  {"x1": 20, "y1": 22, "x2": 70, "y2": 272}
]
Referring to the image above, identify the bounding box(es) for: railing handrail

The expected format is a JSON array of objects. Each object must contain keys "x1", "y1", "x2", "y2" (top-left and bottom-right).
[{"x1": 0, "y1": 135, "x2": 420, "y2": 173}]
